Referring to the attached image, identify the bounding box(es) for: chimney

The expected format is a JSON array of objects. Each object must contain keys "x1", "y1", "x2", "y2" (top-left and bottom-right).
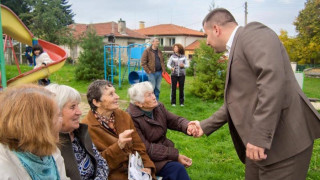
[
  {"x1": 118, "y1": 18, "x2": 126, "y2": 34},
  {"x1": 139, "y1": 21, "x2": 145, "y2": 29}
]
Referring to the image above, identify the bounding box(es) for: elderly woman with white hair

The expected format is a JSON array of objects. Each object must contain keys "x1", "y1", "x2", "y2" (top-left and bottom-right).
[
  {"x1": 45, "y1": 84, "x2": 109, "y2": 180},
  {"x1": 127, "y1": 81, "x2": 196, "y2": 180}
]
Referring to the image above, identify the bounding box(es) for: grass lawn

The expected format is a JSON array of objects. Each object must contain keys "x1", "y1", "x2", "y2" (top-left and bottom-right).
[{"x1": 5, "y1": 64, "x2": 320, "y2": 179}]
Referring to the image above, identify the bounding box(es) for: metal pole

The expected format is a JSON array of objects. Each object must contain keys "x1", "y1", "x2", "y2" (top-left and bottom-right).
[
  {"x1": 245, "y1": 2, "x2": 248, "y2": 25},
  {"x1": 0, "y1": 6, "x2": 7, "y2": 88}
]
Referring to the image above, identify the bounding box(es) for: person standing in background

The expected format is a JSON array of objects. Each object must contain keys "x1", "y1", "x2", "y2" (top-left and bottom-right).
[
  {"x1": 141, "y1": 37, "x2": 166, "y2": 101},
  {"x1": 25, "y1": 45, "x2": 33, "y2": 66},
  {"x1": 167, "y1": 44, "x2": 189, "y2": 106}
]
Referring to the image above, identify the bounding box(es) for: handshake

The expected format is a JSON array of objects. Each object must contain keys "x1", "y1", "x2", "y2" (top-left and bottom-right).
[{"x1": 186, "y1": 121, "x2": 204, "y2": 137}]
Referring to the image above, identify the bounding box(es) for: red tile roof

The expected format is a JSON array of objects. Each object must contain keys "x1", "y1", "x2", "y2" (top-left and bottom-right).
[
  {"x1": 185, "y1": 40, "x2": 202, "y2": 50},
  {"x1": 135, "y1": 24, "x2": 205, "y2": 37},
  {"x1": 68, "y1": 22, "x2": 148, "y2": 39}
]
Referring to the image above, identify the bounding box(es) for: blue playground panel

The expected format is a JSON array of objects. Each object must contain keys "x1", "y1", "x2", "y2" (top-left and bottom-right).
[{"x1": 104, "y1": 43, "x2": 148, "y2": 87}]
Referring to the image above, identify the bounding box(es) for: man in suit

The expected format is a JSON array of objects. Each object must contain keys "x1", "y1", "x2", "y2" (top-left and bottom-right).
[{"x1": 190, "y1": 8, "x2": 320, "y2": 179}]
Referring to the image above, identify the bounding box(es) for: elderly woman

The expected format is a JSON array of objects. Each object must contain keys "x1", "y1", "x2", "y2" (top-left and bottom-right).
[
  {"x1": 45, "y1": 84, "x2": 109, "y2": 180},
  {"x1": 127, "y1": 81, "x2": 195, "y2": 180},
  {"x1": 81, "y1": 80, "x2": 155, "y2": 180},
  {"x1": 0, "y1": 84, "x2": 69, "y2": 179}
]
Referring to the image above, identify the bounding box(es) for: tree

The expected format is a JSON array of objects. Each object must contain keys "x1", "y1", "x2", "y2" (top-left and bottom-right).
[
  {"x1": 278, "y1": 30, "x2": 301, "y2": 63},
  {"x1": 1, "y1": 0, "x2": 32, "y2": 27},
  {"x1": 191, "y1": 40, "x2": 227, "y2": 100},
  {"x1": 18, "y1": 0, "x2": 75, "y2": 44},
  {"x1": 60, "y1": 0, "x2": 75, "y2": 26},
  {"x1": 75, "y1": 27, "x2": 105, "y2": 81},
  {"x1": 294, "y1": 0, "x2": 320, "y2": 64}
]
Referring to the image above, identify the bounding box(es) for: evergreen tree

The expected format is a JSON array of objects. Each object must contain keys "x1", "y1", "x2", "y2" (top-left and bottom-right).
[
  {"x1": 191, "y1": 40, "x2": 227, "y2": 100},
  {"x1": 1, "y1": 0, "x2": 32, "y2": 27},
  {"x1": 18, "y1": 0, "x2": 75, "y2": 44},
  {"x1": 60, "y1": 0, "x2": 75, "y2": 26},
  {"x1": 75, "y1": 27, "x2": 106, "y2": 81}
]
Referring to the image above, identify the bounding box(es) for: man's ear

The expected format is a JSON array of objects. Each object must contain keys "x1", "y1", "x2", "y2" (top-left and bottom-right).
[
  {"x1": 92, "y1": 99, "x2": 100, "y2": 108},
  {"x1": 213, "y1": 25, "x2": 220, "y2": 34}
]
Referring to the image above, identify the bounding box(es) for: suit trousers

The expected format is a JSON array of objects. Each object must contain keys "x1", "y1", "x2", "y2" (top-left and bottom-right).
[
  {"x1": 171, "y1": 75, "x2": 185, "y2": 105},
  {"x1": 245, "y1": 144, "x2": 313, "y2": 180}
]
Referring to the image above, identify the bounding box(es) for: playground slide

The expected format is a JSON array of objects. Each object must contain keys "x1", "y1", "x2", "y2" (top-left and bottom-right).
[
  {"x1": 162, "y1": 71, "x2": 179, "y2": 87},
  {"x1": 1, "y1": 5, "x2": 67, "y2": 87},
  {"x1": 162, "y1": 71, "x2": 172, "y2": 84}
]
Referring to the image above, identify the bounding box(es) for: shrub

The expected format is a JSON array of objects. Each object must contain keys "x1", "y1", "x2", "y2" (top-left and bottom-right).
[
  {"x1": 186, "y1": 59, "x2": 196, "y2": 76},
  {"x1": 191, "y1": 40, "x2": 227, "y2": 100},
  {"x1": 75, "y1": 28, "x2": 106, "y2": 80}
]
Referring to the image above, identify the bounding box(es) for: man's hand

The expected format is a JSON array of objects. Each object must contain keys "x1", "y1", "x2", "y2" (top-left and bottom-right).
[
  {"x1": 118, "y1": 129, "x2": 134, "y2": 149},
  {"x1": 246, "y1": 143, "x2": 267, "y2": 161},
  {"x1": 178, "y1": 154, "x2": 192, "y2": 168},
  {"x1": 187, "y1": 121, "x2": 204, "y2": 137}
]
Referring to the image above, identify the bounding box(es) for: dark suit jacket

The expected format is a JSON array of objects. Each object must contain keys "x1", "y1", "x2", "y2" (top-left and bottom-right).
[{"x1": 200, "y1": 22, "x2": 320, "y2": 166}]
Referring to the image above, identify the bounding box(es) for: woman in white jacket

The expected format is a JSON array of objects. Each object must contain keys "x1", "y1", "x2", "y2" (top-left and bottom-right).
[
  {"x1": 0, "y1": 84, "x2": 69, "y2": 180},
  {"x1": 167, "y1": 44, "x2": 189, "y2": 106}
]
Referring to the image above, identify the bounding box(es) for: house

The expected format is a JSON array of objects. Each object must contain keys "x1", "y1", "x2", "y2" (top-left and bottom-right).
[
  {"x1": 185, "y1": 40, "x2": 202, "y2": 60},
  {"x1": 64, "y1": 19, "x2": 148, "y2": 62},
  {"x1": 135, "y1": 23, "x2": 205, "y2": 59}
]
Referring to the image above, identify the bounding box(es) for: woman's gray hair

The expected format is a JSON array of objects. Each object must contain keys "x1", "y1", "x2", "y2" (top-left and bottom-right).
[
  {"x1": 128, "y1": 81, "x2": 154, "y2": 104},
  {"x1": 45, "y1": 83, "x2": 81, "y2": 110}
]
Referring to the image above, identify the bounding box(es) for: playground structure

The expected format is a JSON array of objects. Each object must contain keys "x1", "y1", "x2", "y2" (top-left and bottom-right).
[
  {"x1": 104, "y1": 43, "x2": 175, "y2": 87},
  {"x1": 0, "y1": 5, "x2": 67, "y2": 88},
  {"x1": 104, "y1": 43, "x2": 148, "y2": 87}
]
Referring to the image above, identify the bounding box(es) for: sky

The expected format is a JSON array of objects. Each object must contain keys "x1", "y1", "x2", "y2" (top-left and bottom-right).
[{"x1": 67, "y1": 0, "x2": 306, "y2": 37}]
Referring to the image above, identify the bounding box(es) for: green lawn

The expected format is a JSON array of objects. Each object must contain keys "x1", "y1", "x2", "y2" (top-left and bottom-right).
[{"x1": 5, "y1": 64, "x2": 320, "y2": 179}]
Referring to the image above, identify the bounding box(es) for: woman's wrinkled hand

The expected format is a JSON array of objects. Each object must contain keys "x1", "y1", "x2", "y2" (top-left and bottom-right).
[
  {"x1": 141, "y1": 168, "x2": 151, "y2": 175},
  {"x1": 178, "y1": 154, "x2": 192, "y2": 168},
  {"x1": 118, "y1": 129, "x2": 134, "y2": 149}
]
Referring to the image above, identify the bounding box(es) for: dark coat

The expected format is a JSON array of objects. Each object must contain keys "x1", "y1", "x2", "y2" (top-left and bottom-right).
[
  {"x1": 141, "y1": 47, "x2": 166, "y2": 74},
  {"x1": 126, "y1": 103, "x2": 190, "y2": 173},
  {"x1": 59, "y1": 124, "x2": 98, "y2": 180},
  {"x1": 82, "y1": 109, "x2": 155, "y2": 180}
]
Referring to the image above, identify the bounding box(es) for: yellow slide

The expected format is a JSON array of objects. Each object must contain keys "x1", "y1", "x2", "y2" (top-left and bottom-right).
[{"x1": 1, "y1": 5, "x2": 67, "y2": 87}]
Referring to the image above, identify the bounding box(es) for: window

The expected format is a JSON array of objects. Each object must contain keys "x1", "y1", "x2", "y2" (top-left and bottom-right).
[
  {"x1": 169, "y1": 38, "x2": 175, "y2": 46},
  {"x1": 159, "y1": 38, "x2": 164, "y2": 46}
]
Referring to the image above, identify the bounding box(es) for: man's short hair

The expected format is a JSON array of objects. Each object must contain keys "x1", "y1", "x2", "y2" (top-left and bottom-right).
[
  {"x1": 203, "y1": 8, "x2": 238, "y2": 28},
  {"x1": 150, "y1": 37, "x2": 159, "y2": 43}
]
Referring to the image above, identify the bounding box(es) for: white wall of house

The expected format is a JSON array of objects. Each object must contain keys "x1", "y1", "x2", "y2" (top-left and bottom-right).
[
  {"x1": 61, "y1": 38, "x2": 146, "y2": 63},
  {"x1": 147, "y1": 35, "x2": 204, "y2": 48}
]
